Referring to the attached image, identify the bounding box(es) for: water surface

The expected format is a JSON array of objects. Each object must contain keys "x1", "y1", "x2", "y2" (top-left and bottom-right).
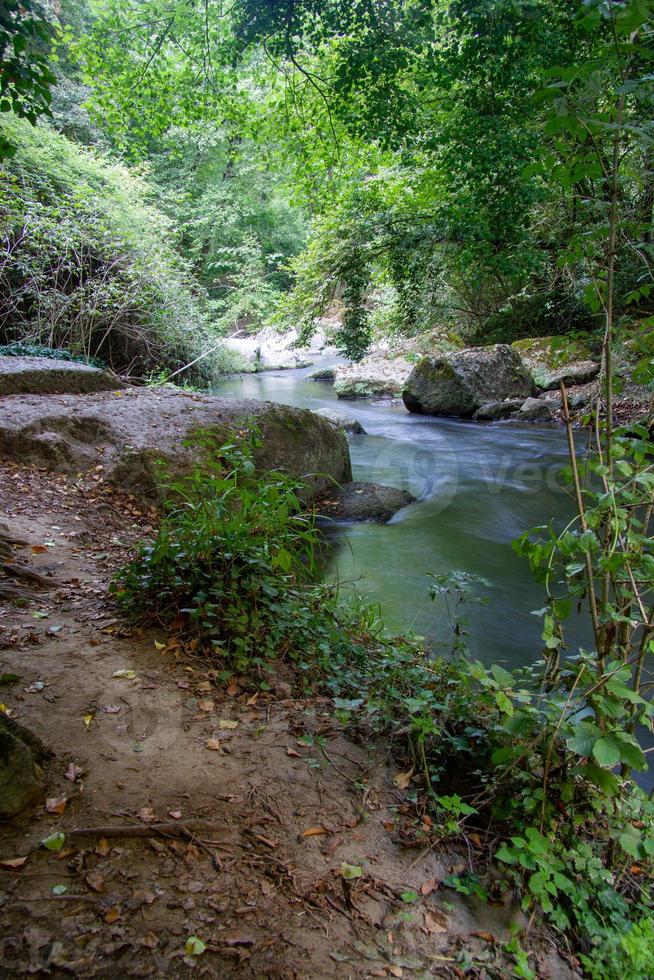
[{"x1": 213, "y1": 361, "x2": 591, "y2": 669}]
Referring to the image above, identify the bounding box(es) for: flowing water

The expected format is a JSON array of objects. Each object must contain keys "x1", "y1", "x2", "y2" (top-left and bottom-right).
[{"x1": 213, "y1": 360, "x2": 591, "y2": 669}]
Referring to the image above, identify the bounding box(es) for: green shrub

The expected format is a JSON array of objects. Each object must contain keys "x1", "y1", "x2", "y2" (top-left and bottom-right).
[{"x1": 0, "y1": 115, "x2": 219, "y2": 382}]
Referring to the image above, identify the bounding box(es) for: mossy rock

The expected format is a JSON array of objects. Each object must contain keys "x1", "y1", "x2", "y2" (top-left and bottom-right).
[{"x1": 0, "y1": 715, "x2": 51, "y2": 819}]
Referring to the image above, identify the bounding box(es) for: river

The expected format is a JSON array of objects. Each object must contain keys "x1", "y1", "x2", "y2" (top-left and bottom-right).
[{"x1": 213, "y1": 360, "x2": 591, "y2": 671}]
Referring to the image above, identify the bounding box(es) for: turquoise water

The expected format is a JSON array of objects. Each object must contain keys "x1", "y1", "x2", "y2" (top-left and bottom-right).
[{"x1": 213, "y1": 361, "x2": 591, "y2": 669}]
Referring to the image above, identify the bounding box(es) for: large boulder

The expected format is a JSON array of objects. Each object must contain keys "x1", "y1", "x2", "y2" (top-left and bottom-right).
[
  {"x1": 0, "y1": 715, "x2": 51, "y2": 818},
  {"x1": 317, "y1": 482, "x2": 415, "y2": 523},
  {"x1": 314, "y1": 408, "x2": 366, "y2": 435},
  {"x1": 473, "y1": 399, "x2": 524, "y2": 421},
  {"x1": 402, "y1": 345, "x2": 534, "y2": 418},
  {"x1": 0, "y1": 355, "x2": 125, "y2": 396},
  {"x1": 0, "y1": 388, "x2": 352, "y2": 501},
  {"x1": 518, "y1": 397, "x2": 555, "y2": 421},
  {"x1": 334, "y1": 355, "x2": 413, "y2": 399}
]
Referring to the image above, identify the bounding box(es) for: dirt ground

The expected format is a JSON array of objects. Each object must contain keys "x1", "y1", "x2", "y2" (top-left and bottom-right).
[{"x1": 0, "y1": 461, "x2": 574, "y2": 978}]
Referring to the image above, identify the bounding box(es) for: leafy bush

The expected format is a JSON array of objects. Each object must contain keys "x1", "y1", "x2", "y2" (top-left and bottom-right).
[
  {"x1": 0, "y1": 115, "x2": 220, "y2": 382},
  {"x1": 112, "y1": 432, "x2": 342, "y2": 675}
]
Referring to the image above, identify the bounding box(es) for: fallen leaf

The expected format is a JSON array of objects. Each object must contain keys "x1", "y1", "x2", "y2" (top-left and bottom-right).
[
  {"x1": 101, "y1": 705, "x2": 121, "y2": 714},
  {"x1": 64, "y1": 762, "x2": 84, "y2": 782},
  {"x1": 0, "y1": 856, "x2": 28, "y2": 870},
  {"x1": 52, "y1": 884, "x2": 68, "y2": 895},
  {"x1": 198, "y1": 699, "x2": 214, "y2": 713},
  {"x1": 219, "y1": 719, "x2": 238, "y2": 730},
  {"x1": 185, "y1": 936, "x2": 206, "y2": 957},
  {"x1": 104, "y1": 908, "x2": 121, "y2": 923},
  {"x1": 46, "y1": 796, "x2": 68, "y2": 815},
  {"x1": 137, "y1": 807, "x2": 156, "y2": 824},
  {"x1": 472, "y1": 930, "x2": 495, "y2": 943},
  {"x1": 196, "y1": 681, "x2": 212, "y2": 692},
  {"x1": 206, "y1": 738, "x2": 223, "y2": 752},
  {"x1": 153, "y1": 640, "x2": 166, "y2": 651},
  {"x1": 226, "y1": 683, "x2": 239, "y2": 697},
  {"x1": 41, "y1": 832, "x2": 66, "y2": 852},
  {"x1": 223, "y1": 934, "x2": 255, "y2": 947},
  {"x1": 112, "y1": 669, "x2": 136, "y2": 680},
  {"x1": 141, "y1": 932, "x2": 159, "y2": 949},
  {"x1": 96, "y1": 838, "x2": 110, "y2": 857},
  {"x1": 246, "y1": 692, "x2": 259, "y2": 706},
  {"x1": 420, "y1": 878, "x2": 438, "y2": 896},
  {"x1": 83, "y1": 713, "x2": 94, "y2": 727},
  {"x1": 424, "y1": 910, "x2": 448, "y2": 935},
  {"x1": 177, "y1": 680, "x2": 190, "y2": 690},
  {"x1": 302, "y1": 826, "x2": 328, "y2": 837},
  {"x1": 340, "y1": 862, "x2": 363, "y2": 879},
  {"x1": 286, "y1": 747, "x2": 301, "y2": 758},
  {"x1": 168, "y1": 810, "x2": 182, "y2": 820},
  {"x1": 393, "y1": 769, "x2": 413, "y2": 789},
  {"x1": 85, "y1": 870, "x2": 106, "y2": 893},
  {"x1": 388, "y1": 968, "x2": 403, "y2": 978},
  {"x1": 31, "y1": 545, "x2": 49, "y2": 554}
]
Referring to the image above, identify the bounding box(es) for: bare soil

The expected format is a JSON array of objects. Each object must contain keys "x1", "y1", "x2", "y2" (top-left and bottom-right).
[{"x1": 0, "y1": 461, "x2": 573, "y2": 978}]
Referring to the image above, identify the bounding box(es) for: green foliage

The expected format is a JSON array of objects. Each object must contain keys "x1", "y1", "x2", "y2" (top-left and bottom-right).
[
  {"x1": 0, "y1": 114, "x2": 219, "y2": 381},
  {"x1": 113, "y1": 431, "x2": 339, "y2": 673},
  {"x1": 0, "y1": 0, "x2": 56, "y2": 157}
]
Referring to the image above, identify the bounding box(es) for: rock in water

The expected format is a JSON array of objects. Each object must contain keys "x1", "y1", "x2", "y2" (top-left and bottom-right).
[
  {"x1": 317, "y1": 482, "x2": 415, "y2": 523},
  {"x1": 402, "y1": 345, "x2": 534, "y2": 418},
  {"x1": 314, "y1": 408, "x2": 366, "y2": 434},
  {"x1": 517, "y1": 397, "x2": 555, "y2": 421},
  {"x1": 334, "y1": 356, "x2": 412, "y2": 399},
  {"x1": 473, "y1": 399, "x2": 524, "y2": 421},
  {"x1": 0, "y1": 388, "x2": 351, "y2": 501},
  {"x1": 0, "y1": 355, "x2": 124, "y2": 396},
  {"x1": 0, "y1": 715, "x2": 50, "y2": 818}
]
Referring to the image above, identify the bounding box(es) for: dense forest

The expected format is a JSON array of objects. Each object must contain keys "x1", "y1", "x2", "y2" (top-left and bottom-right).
[{"x1": 1, "y1": 1, "x2": 654, "y2": 977}]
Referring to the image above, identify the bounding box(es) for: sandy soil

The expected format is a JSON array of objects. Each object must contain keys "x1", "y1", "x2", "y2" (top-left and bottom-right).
[{"x1": 0, "y1": 461, "x2": 573, "y2": 978}]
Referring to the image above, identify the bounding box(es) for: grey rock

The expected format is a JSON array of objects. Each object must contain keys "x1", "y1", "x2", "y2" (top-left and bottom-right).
[
  {"x1": 518, "y1": 397, "x2": 555, "y2": 421},
  {"x1": 314, "y1": 408, "x2": 366, "y2": 434},
  {"x1": 473, "y1": 399, "x2": 524, "y2": 421},
  {"x1": 403, "y1": 345, "x2": 534, "y2": 418},
  {"x1": 0, "y1": 388, "x2": 352, "y2": 502},
  {"x1": 0, "y1": 715, "x2": 50, "y2": 818},
  {"x1": 306, "y1": 367, "x2": 335, "y2": 382},
  {"x1": 539, "y1": 360, "x2": 600, "y2": 391},
  {"x1": 334, "y1": 356, "x2": 412, "y2": 399},
  {"x1": 317, "y1": 481, "x2": 415, "y2": 523},
  {"x1": 0, "y1": 355, "x2": 124, "y2": 396}
]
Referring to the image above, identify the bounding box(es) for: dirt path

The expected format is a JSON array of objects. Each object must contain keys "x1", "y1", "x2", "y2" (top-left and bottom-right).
[{"x1": 0, "y1": 462, "x2": 571, "y2": 978}]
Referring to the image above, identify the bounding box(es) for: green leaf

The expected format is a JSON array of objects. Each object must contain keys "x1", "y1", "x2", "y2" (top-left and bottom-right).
[
  {"x1": 41, "y1": 832, "x2": 65, "y2": 852},
  {"x1": 340, "y1": 862, "x2": 364, "y2": 879},
  {"x1": 592, "y1": 737, "x2": 621, "y2": 768},
  {"x1": 400, "y1": 890, "x2": 419, "y2": 903},
  {"x1": 185, "y1": 936, "x2": 206, "y2": 956}
]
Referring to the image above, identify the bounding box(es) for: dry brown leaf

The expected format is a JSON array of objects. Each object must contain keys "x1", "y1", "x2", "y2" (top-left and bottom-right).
[
  {"x1": 246, "y1": 692, "x2": 259, "y2": 706},
  {"x1": 0, "y1": 856, "x2": 28, "y2": 870},
  {"x1": 206, "y1": 738, "x2": 223, "y2": 752},
  {"x1": 46, "y1": 796, "x2": 67, "y2": 815},
  {"x1": 141, "y1": 932, "x2": 159, "y2": 949},
  {"x1": 219, "y1": 719, "x2": 238, "y2": 730},
  {"x1": 424, "y1": 910, "x2": 447, "y2": 935},
  {"x1": 198, "y1": 699, "x2": 214, "y2": 713},
  {"x1": 168, "y1": 810, "x2": 182, "y2": 820},
  {"x1": 196, "y1": 681, "x2": 212, "y2": 692},
  {"x1": 472, "y1": 930, "x2": 495, "y2": 943},
  {"x1": 420, "y1": 878, "x2": 438, "y2": 896},
  {"x1": 104, "y1": 908, "x2": 120, "y2": 923},
  {"x1": 226, "y1": 683, "x2": 239, "y2": 697},
  {"x1": 223, "y1": 934, "x2": 255, "y2": 947},
  {"x1": 95, "y1": 838, "x2": 110, "y2": 858},
  {"x1": 286, "y1": 747, "x2": 301, "y2": 758},
  {"x1": 137, "y1": 807, "x2": 156, "y2": 824},
  {"x1": 31, "y1": 545, "x2": 48, "y2": 554},
  {"x1": 64, "y1": 762, "x2": 84, "y2": 782},
  {"x1": 393, "y1": 769, "x2": 413, "y2": 789},
  {"x1": 302, "y1": 826, "x2": 328, "y2": 837},
  {"x1": 388, "y1": 968, "x2": 404, "y2": 978},
  {"x1": 85, "y1": 870, "x2": 106, "y2": 893}
]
